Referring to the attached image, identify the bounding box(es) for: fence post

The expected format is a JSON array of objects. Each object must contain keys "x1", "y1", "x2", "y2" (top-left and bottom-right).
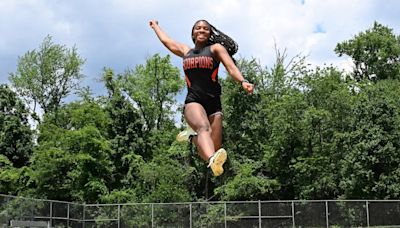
[
  {"x1": 82, "y1": 203, "x2": 85, "y2": 228},
  {"x1": 224, "y1": 202, "x2": 227, "y2": 228},
  {"x1": 292, "y1": 201, "x2": 295, "y2": 228},
  {"x1": 258, "y1": 200, "x2": 262, "y2": 228},
  {"x1": 67, "y1": 203, "x2": 70, "y2": 228},
  {"x1": 5, "y1": 196, "x2": 9, "y2": 226},
  {"x1": 366, "y1": 200, "x2": 370, "y2": 228},
  {"x1": 118, "y1": 204, "x2": 121, "y2": 228},
  {"x1": 189, "y1": 203, "x2": 192, "y2": 228},
  {"x1": 151, "y1": 203, "x2": 154, "y2": 228},
  {"x1": 49, "y1": 201, "x2": 53, "y2": 227},
  {"x1": 325, "y1": 200, "x2": 329, "y2": 228}
]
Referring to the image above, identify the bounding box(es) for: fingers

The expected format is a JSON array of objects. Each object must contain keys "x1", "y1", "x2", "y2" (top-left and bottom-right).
[
  {"x1": 246, "y1": 84, "x2": 254, "y2": 94},
  {"x1": 242, "y1": 82, "x2": 254, "y2": 94},
  {"x1": 149, "y1": 20, "x2": 158, "y2": 27}
]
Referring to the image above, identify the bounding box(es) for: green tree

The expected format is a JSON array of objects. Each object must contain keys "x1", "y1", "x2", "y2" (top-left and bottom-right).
[
  {"x1": 339, "y1": 80, "x2": 400, "y2": 199},
  {"x1": 219, "y1": 56, "x2": 291, "y2": 200},
  {"x1": 101, "y1": 68, "x2": 145, "y2": 191},
  {"x1": 0, "y1": 84, "x2": 33, "y2": 168},
  {"x1": 222, "y1": 58, "x2": 268, "y2": 161},
  {"x1": 9, "y1": 35, "x2": 85, "y2": 117},
  {"x1": 335, "y1": 21, "x2": 400, "y2": 81},
  {"x1": 0, "y1": 155, "x2": 27, "y2": 194},
  {"x1": 119, "y1": 54, "x2": 184, "y2": 131},
  {"x1": 216, "y1": 161, "x2": 280, "y2": 201},
  {"x1": 134, "y1": 154, "x2": 191, "y2": 203},
  {"x1": 116, "y1": 54, "x2": 184, "y2": 166},
  {"x1": 28, "y1": 100, "x2": 113, "y2": 202},
  {"x1": 291, "y1": 67, "x2": 355, "y2": 199}
]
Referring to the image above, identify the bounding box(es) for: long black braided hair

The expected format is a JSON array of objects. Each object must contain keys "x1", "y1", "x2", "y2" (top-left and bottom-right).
[{"x1": 191, "y1": 20, "x2": 238, "y2": 62}]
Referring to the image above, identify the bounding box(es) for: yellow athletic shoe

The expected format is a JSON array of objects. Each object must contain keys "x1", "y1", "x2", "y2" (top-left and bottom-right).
[
  {"x1": 176, "y1": 127, "x2": 197, "y2": 143},
  {"x1": 208, "y1": 148, "x2": 227, "y2": 177}
]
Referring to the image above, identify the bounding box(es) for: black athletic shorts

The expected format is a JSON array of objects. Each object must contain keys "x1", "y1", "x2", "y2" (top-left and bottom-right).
[{"x1": 184, "y1": 92, "x2": 222, "y2": 116}]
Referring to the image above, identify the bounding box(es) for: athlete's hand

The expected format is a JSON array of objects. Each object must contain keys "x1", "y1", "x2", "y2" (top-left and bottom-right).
[
  {"x1": 242, "y1": 81, "x2": 254, "y2": 94},
  {"x1": 149, "y1": 20, "x2": 158, "y2": 29}
]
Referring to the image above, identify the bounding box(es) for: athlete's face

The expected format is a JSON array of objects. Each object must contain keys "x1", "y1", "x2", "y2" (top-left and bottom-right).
[{"x1": 192, "y1": 21, "x2": 211, "y2": 44}]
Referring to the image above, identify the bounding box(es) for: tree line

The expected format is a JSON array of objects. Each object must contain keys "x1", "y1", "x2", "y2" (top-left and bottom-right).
[{"x1": 1, "y1": 21, "x2": 400, "y2": 203}]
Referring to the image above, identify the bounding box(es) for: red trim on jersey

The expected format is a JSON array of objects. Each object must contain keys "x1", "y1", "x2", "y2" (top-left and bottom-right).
[
  {"x1": 211, "y1": 67, "x2": 219, "y2": 82},
  {"x1": 185, "y1": 74, "x2": 191, "y2": 87}
]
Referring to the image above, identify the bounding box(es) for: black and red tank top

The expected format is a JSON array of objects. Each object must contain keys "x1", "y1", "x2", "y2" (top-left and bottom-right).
[{"x1": 183, "y1": 46, "x2": 221, "y2": 99}]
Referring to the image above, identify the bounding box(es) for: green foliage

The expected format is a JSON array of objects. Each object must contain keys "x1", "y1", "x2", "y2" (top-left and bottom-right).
[
  {"x1": 290, "y1": 67, "x2": 356, "y2": 199},
  {"x1": 135, "y1": 154, "x2": 191, "y2": 203},
  {"x1": 28, "y1": 101, "x2": 114, "y2": 202},
  {"x1": 339, "y1": 80, "x2": 400, "y2": 199},
  {"x1": 265, "y1": 90, "x2": 308, "y2": 199},
  {"x1": 29, "y1": 125, "x2": 113, "y2": 202},
  {"x1": 0, "y1": 155, "x2": 24, "y2": 194},
  {"x1": 100, "y1": 189, "x2": 139, "y2": 203},
  {"x1": 9, "y1": 35, "x2": 85, "y2": 116},
  {"x1": 4, "y1": 21, "x2": 400, "y2": 204},
  {"x1": 0, "y1": 196, "x2": 48, "y2": 222},
  {"x1": 119, "y1": 54, "x2": 184, "y2": 131},
  {"x1": 216, "y1": 161, "x2": 280, "y2": 200},
  {"x1": 222, "y1": 58, "x2": 268, "y2": 161},
  {"x1": 335, "y1": 21, "x2": 400, "y2": 81},
  {"x1": 0, "y1": 84, "x2": 33, "y2": 168},
  {"x1": 192, "y1": 203, "x2": 226, "y2": 227},
  {"x1": 101, "y1": 68, "x2": 145, "y2": 189}
]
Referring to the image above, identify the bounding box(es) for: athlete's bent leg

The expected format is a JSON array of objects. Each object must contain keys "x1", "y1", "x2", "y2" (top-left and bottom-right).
[
  {"x1": 184, "y1": 102, "x2": 215, "y2": 161},
  {"x1": 207, "y1": 113, "x2": 226, "y2": 176},
  {"x1": 208, "y1": 112, "x2": 223, "y2": 151}
]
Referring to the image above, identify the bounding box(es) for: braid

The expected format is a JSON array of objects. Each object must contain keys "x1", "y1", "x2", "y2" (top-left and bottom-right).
[{"x1": 207, "y1": 23, "x2": 238, "y2": 57}]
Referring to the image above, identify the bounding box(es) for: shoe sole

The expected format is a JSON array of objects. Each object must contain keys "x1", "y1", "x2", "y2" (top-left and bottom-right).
[
  {"x1": 211, "y1": 149, "x2": 227, "y2": 176},
  {"x1": 176, "y1": 129, "x2": 196, "y2": 142},
  {"x1": 176, "y1": 130, "x2": 189, "y2": 142}
]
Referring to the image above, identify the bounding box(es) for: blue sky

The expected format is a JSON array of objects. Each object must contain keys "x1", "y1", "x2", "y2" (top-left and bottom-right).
[{"x1": 1, "y1": 0, "x2": 399, "y2": 98}]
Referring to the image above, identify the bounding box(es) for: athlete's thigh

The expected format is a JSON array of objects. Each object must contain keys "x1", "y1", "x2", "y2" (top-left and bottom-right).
[{"x1": 184, "y1": 102, "x2": 210, "y2": 131}]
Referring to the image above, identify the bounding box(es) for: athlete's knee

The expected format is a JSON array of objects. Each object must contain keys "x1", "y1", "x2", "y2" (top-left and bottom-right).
[{"x1": 196, "y1": 124, "x2": 212, "y2": 134}]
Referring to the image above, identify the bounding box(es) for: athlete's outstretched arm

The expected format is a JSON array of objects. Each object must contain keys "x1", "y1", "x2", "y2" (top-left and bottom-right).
[
  {"x1": 149, "y1": 20, "x2": 190, "y2": 58},
  {"x1": 212, "y1": 43, "x2": 254, "y2": 94}
]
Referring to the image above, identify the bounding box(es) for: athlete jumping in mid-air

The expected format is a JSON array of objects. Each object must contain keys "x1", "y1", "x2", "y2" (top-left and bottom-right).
[{"x1": 149, "y1": 19, "x2": 254, "y2": 176}]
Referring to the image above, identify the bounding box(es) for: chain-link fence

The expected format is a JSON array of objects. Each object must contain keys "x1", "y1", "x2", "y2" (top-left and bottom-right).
[{"x1": 1, "y1": 194, "x2": 400, "y2": 227}]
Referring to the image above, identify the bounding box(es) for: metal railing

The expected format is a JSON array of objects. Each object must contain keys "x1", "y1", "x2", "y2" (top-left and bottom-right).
[{"x1": 1, "y1": 194, "x2": 400, "y2": 227}]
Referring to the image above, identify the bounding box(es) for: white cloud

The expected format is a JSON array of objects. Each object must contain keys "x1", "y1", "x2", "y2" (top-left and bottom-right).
[{"x1": 1, "y1": 0, "x2": 400, "y2": 88}]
